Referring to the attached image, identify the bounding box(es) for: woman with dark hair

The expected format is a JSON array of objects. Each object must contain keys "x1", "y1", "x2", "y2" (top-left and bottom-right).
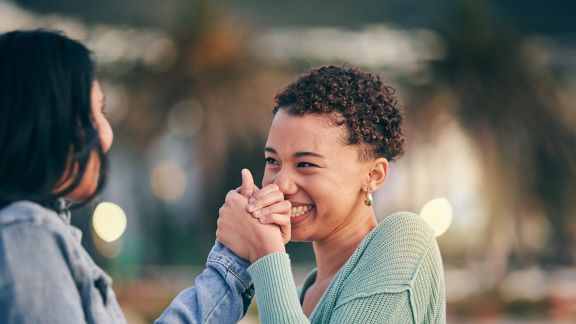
[
  {"x1": 216, "y1": 66, "x2": 446, "y2": 323},
  {"x1": 0, "y1": 29, "x2": 120, "y2": 323},
  {"x1": 0, "y1": 30, "x2": 255, "y2": 324}
]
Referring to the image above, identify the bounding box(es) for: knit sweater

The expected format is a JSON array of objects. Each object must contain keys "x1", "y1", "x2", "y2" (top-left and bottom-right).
[{"x1": 247, "y1": 211, "x2": 446, "y2": 323}]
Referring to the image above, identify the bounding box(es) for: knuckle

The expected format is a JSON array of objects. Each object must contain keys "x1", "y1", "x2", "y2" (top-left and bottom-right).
[
  {"x1": 282, "y1": 200, "x2": 292, "y2": 209},
  {"x1": 272, "y1": 191, "x2": 283, "y2": 201}
]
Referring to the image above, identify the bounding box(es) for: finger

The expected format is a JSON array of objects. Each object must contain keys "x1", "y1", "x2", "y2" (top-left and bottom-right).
[
  {"x1": 259, "y1": 213, "x2": 291, "y2": 226},
  {"x1": 239, "y1": 168, "x2": 255, "y2": 198},
  {"x1": 249, "y1": 183, "x2": 280, "y2": 201},
  {"x1": 248, "y1": 190, "x2": 285, "y2": 212},
  {"x1": 252, "y1": 200, "x2": 292, "y2": 218},
  {"x1": 280, "y1": 223, "x2": 291, "y2": 244}
]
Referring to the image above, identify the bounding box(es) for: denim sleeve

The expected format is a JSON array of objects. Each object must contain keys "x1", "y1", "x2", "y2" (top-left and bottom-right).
[{"x1": 155, "y1": 241, "x2": 254, "y2": 324}]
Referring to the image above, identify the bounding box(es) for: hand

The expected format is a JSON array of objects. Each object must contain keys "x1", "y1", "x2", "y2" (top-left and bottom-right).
[
  {"x1": 247, "y1": 184, "x2": 292, "y2": 244},
  {"x1": 238, "y1": 168, "x2": 259, "y2": 198},
  {"x1": 238, "y1": 169, "x2": 292, "y2": 243},
  {"x1": 217, "y1": 169, "x2": 286, "y2": 263},
  {"x1": 217, "y1": 190, "x2": 285, "y2": 263}
]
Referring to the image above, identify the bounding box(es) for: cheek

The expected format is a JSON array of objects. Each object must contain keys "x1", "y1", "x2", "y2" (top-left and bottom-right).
[
  {"x1": 64, "y1": 153, "x2": 101, "y2": 201},
  {"x1": 317, "y1": 177, "x2": 357, "y2": 206},
  {"x1": 261, "y1": 169, "x2": 274, "y2": 187},
  {"x1": 97, "y1": 118, "x2": 114, "y2": 152}
]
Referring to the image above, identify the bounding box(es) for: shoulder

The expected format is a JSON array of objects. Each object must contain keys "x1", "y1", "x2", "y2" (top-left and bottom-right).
[
  {"x1": 372, "y1": 211, "x2": 436, "y2": 248},
  {"x1": 0, "y1": 201, "x2": 77, "y2": 289},
  {"x1": 362, "y1": 211, "x2": 436, "y2": 265},
  {"x1": 339, "y1": 212, "x2": 439, "y2": 295},
  {"x1": 378, "y1": 211, "x2": 434, "y2": 235},
  {"x1": 0, "y1": 201, "x2": 73, "y2": 252},
  {"x1": 0, "y1": 200, "x2": 67, "y2": 229}
]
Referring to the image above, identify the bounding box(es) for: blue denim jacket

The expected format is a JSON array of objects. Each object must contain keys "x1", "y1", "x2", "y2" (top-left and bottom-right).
[
  {"x1": 155, "y1": 242, "x2": 254, "y2": 323},
  {"x1": 0, "y1": 201, "x2": 252, "y2": 324}
]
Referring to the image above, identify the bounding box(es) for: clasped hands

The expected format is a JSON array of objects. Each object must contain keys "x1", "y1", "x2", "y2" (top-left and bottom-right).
[{"x1": 216, "y1": 169, "x2": 292, "y2": 263}]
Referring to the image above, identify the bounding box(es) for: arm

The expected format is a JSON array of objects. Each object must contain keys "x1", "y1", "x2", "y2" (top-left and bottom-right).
[
  {"x1": 216, "y1": 169, "x2": 299, "y2": 322},
  {"x1": 155, "y1": 241, "x2": 254, "y2": 324},
  {"x1": 247, "y1": 253, "x2": 310, "y2": 324},
  {"x1": 248, "y1": 257, "x2": 415, "y2": 324}
]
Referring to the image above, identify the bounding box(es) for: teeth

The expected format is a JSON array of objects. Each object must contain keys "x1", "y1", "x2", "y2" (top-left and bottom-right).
[{"x1": 290, "y1": 205, "x2": 313, "y2": 217}]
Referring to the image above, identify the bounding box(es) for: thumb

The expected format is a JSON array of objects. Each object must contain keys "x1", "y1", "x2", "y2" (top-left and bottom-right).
[
  {"x1": 239, "y1": 168, "x2": 256, "y2": 198},
  {"x1": 280, "y1": 223, "x2": 291, "y2": 245}
]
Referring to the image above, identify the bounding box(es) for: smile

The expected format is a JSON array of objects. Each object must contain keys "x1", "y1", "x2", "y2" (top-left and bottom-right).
[
  {"x1": 290, "y1": 204, "x2": 314, "y2": 225},
  {"x1": 291, "y1": 205, "x2": 313, "y2": 217}
]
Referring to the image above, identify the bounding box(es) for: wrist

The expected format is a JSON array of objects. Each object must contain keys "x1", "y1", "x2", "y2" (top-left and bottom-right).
[{"x1": 250, "y1": 243, "x2": 285, "y2": 263}]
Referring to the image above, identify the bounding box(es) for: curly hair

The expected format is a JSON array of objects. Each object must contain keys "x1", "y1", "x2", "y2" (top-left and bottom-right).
[{"x1": 273, "y1": 65, "x2": 405, "y2": 161}]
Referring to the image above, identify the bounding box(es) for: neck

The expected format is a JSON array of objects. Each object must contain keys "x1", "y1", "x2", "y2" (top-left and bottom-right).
[{"x1": 312, "y1": 208, "x2": 378, "y2": 281}]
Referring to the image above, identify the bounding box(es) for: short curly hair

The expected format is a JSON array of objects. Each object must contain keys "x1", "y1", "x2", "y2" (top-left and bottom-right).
[{"x1": 273, "y1": 65, "x2": 405, "y2": 161}]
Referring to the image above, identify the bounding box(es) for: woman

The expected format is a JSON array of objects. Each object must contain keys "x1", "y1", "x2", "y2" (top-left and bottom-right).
[
  {"x1": 217, "y1": 66, "x2": 446, "y2": 323},
  {"x1": 0, "y1": 30, "x2": 254, "y2": 324}
]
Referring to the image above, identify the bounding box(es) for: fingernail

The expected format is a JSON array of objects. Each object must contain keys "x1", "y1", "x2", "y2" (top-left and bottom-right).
[
  {"x1": 253, "y1": 209, "x2": 262, "y2": 217},
  {"x1": 247, "y1": 204, "x2": 254, "y2": 212}
]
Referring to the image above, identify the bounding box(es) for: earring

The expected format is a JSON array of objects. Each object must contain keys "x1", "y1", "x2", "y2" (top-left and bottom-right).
[{"x1": 364, "y1": 188, "x2": 373, "y2": 206}]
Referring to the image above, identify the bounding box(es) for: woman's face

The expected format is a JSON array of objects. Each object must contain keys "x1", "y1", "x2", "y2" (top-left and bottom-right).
[
  {"x1": 64, "y1": 81, "x2": 113, "y2": 201},
  {"x1": 262, "y1": 109, "x2": 373, "y2": 242}
]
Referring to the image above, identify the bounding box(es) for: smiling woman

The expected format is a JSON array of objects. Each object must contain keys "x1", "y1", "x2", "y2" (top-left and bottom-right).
[{"x1": 215, "y1": 65, "x2": 446, "y2": 323}]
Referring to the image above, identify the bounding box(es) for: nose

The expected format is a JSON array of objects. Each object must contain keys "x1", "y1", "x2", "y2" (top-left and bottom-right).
[{"x1": 273, "y1": 169, "x2": 298, "y2": 196}]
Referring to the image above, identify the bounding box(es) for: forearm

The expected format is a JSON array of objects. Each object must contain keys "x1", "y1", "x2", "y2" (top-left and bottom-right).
[
  {"x1": 155, "y1": 241, "x2": 254, "y2": 324},
  {"x1": 248, "y1": 253, "x2": 309, "y2": 324}
]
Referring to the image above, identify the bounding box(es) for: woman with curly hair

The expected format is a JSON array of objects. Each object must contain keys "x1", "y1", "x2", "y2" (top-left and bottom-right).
[{"x1": 215, "y1": 65, "x2": 446, "y2": 323}]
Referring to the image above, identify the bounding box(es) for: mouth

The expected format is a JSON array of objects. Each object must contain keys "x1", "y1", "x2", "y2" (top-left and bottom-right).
[{"x1": 290, "y1": 204, "x2": 314, "y2": 225}]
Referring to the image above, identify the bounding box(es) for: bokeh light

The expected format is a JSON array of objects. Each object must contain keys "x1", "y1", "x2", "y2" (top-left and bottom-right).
[
  {"x1": 150, "y1": 160, "x2": 187, "y2": 202},
  {"x1": 92, "y1": 202, "x2": 127, "y2": 242},
  {"x1": 420, "y1": 198, "x2": 454, "y2": 237}
]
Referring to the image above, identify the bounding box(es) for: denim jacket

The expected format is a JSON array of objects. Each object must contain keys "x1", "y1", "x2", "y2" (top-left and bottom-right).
[
  {"x1": 0, "y1": 201, "x2": 253, "y2": 324},
  {"x1": 155, "y1": 241, "x2": 254, "y2": 323}
]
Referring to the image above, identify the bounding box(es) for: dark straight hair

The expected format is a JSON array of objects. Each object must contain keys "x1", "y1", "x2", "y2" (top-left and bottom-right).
[{"x1": 0, "y1": 29, "x2": 107, "y2": 210}]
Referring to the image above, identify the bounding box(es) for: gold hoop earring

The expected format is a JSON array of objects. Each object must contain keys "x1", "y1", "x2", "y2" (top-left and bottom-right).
[{"x1": 364, "y1": 188, "x2": 373, "y2": 206}]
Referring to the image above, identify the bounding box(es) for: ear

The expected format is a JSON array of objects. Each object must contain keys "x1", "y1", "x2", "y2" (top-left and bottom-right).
[{"x1": 364, "y1": 157, "x2": 389, "y2": 191}]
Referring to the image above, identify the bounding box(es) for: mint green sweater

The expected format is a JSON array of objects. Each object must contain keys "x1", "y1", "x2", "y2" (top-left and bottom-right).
[{"x1": 247, "y1": 212, "x2": 446, "y2": 323}]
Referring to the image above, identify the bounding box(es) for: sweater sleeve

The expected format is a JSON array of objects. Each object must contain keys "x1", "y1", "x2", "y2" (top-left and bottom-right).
[
  {"x1": 155, "y1": 241, "x2": 255, "y2": 324},
  {"x1": 329, "y1": 291, "x2": 413, "y2": 324},
  {"x1": 247, "y1": 253, "x2": 309, "y2": 324}
]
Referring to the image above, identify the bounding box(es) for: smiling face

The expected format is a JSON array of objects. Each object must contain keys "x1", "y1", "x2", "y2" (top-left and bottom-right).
[{"x1": 262, "y1": 109, "x2": 375, "y2": 242}]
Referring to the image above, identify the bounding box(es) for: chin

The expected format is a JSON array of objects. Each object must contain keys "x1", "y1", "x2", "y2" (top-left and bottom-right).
[
  {"x1": 64, "y1": 176, "x2": 99, "y2": 202},
  {"x1": 290, "y1": 229, "x2": 313, "y2": 243}
]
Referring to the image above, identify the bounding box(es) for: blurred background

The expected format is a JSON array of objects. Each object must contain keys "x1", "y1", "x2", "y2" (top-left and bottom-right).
[{"x1": 2, "y1": 0, "x2": 575, "y2": 322}]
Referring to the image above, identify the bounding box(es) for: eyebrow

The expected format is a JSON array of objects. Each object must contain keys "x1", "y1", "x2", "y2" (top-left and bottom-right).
[{"x1": 265, "y1": 147, "x2": 325, "y2": 159}]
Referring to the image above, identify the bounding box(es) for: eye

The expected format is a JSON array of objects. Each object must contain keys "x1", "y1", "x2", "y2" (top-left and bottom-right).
[
  {"x1": 265, "y1": 157, "x2": 278, "y2": 165},
  {"x1": 297, "y1": 162, "x2": 318, "y2": 168}
]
